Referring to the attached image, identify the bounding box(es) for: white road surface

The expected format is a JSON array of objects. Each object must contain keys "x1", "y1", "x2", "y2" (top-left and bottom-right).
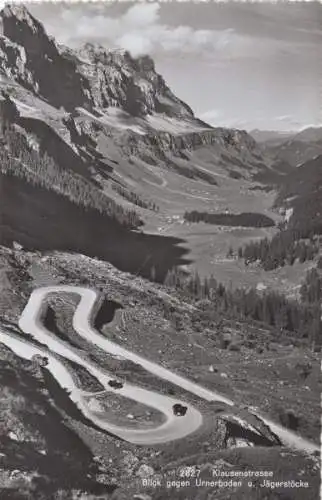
[{"x1": 0, "y1": 286, "x2": 319, "y2": 452}]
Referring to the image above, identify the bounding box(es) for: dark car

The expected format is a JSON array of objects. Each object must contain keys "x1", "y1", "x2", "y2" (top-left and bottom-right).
[
  {"x1": 108, "y1": 379, "x2": 124, "y2": 390},
  {"x1": 172, "y1": 403, "x2": 188, "y2": 416}
]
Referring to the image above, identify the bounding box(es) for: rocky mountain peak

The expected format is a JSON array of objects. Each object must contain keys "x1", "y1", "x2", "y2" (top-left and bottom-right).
[
  {"x1": 79, "y1": 44, "x2": 155, "y2": 73},
  {"x1": 1, "y1": 4, "x2": 54, "y2": 52},
  {"x1": 74, "y1": 42, "x2": 194, "y2": 118},
  {"x1": 0, "y1": 6, "x2": 195, "y2": 119},
  {"x1": 2, "y1": 4, "x2": 36, "y2": 25},
  {"x1": 0, "y1": 5, "x2": 92, "y2": 111}
]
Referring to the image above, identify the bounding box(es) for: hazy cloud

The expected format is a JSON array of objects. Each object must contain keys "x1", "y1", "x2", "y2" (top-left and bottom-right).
[
  {"x1": 199, "y1": 109, "x2": 222, "y2": 124},
  {"x1": 38, "y1": 3, "x2": 288, "y2": 60}
]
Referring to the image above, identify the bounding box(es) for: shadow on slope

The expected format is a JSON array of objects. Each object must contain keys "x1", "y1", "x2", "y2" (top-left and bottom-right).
[
  {"x1": 20, "y1": 116, "x2": 113, "y2": 183},
  {"x1": 43, "y1": 306, "x2": 80, "y2": 350},
  {"x1": 223, "y1": 418, "x2": 281, "y2": 447},
  {"x1": 0, "y1": 172, "x2": 191, "y2": 281},
  {"x1": 0, "y1": 352, "x2": 115, "y2": 496},
  {"x1": 41, "y1": 368, "x2": 116, "y2": 439},
  {"x1": 94, "y1": 299, "x2": 124, "y2": 330}
]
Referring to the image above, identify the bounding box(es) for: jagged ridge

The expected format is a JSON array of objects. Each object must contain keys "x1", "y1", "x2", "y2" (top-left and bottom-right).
[{"x1": 0, "y1": 5, "x2": 194, "y2": 119}]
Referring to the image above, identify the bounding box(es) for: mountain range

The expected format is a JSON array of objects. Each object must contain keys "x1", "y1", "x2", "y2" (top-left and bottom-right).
[
  {"x1": 251, "y1": 127, "x2": 322, "y2": 168},
  {"x1": 0, "y1": 2, "x2": 321, "y2": 302},
  {"x1": 0, "y1": 5, "x2": 300, "y2": 283}
]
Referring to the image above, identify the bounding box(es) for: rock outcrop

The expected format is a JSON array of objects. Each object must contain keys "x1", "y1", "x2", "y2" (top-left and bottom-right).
[
  {"x1": 74, "y1": 43, "x2": 195, "y2": 118},
  {"x1": 0, "y1": 5, "x2": 92, "y2": 110}
]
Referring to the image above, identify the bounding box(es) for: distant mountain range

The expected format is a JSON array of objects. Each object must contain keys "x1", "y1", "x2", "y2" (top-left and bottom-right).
[
  {"x1": 250, "y1": 127, "x2": 322, "y2": 168},
  {"x1": 294, "y1": 127, "x2": 322, "y2": 143},
  {"x1": 251, "y1": 127, "x2": 322, "y2": 232},
  {"x1": 249, "y1": 129, "x2": 295, "y2": 145}
]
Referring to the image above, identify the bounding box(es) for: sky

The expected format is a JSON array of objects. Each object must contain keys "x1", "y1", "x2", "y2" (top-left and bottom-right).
[{"x1": 24, "y1": 1, "x2": 322, "y2": 132}]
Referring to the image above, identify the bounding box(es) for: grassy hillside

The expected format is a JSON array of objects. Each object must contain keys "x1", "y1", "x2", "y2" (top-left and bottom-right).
[
  {"x1": 236, "y1": 156, "x2": 322, "y2": 271},
  {"x1": 0, "y1": 121, "x2": 141, "y2": 229}
]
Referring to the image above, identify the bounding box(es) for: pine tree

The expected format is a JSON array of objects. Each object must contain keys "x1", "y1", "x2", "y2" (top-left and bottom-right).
[
  {"x1": 226, "y1": 245, "x2": 234, "y2": 258},
  {"x1": 150, "y1": 265, "x2": 156, "y2": 282}
]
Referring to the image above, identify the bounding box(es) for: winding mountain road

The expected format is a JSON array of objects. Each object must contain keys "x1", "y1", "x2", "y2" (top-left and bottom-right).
[{"x1": 0, "y1": 286, "x2": 319, "y2": 452}]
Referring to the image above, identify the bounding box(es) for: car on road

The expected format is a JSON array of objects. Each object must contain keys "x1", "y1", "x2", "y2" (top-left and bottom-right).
[
  {"x1": 108, "y1": 379, "x2": 124, "y2": 390},
  {"x1": 172, "y1": 403, "x2": 188, "y2": 416}
]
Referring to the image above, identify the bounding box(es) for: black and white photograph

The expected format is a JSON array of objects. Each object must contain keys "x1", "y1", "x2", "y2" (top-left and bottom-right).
[{"x1": 0, "y1": 0, "x2": 320, "y2": 498}]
